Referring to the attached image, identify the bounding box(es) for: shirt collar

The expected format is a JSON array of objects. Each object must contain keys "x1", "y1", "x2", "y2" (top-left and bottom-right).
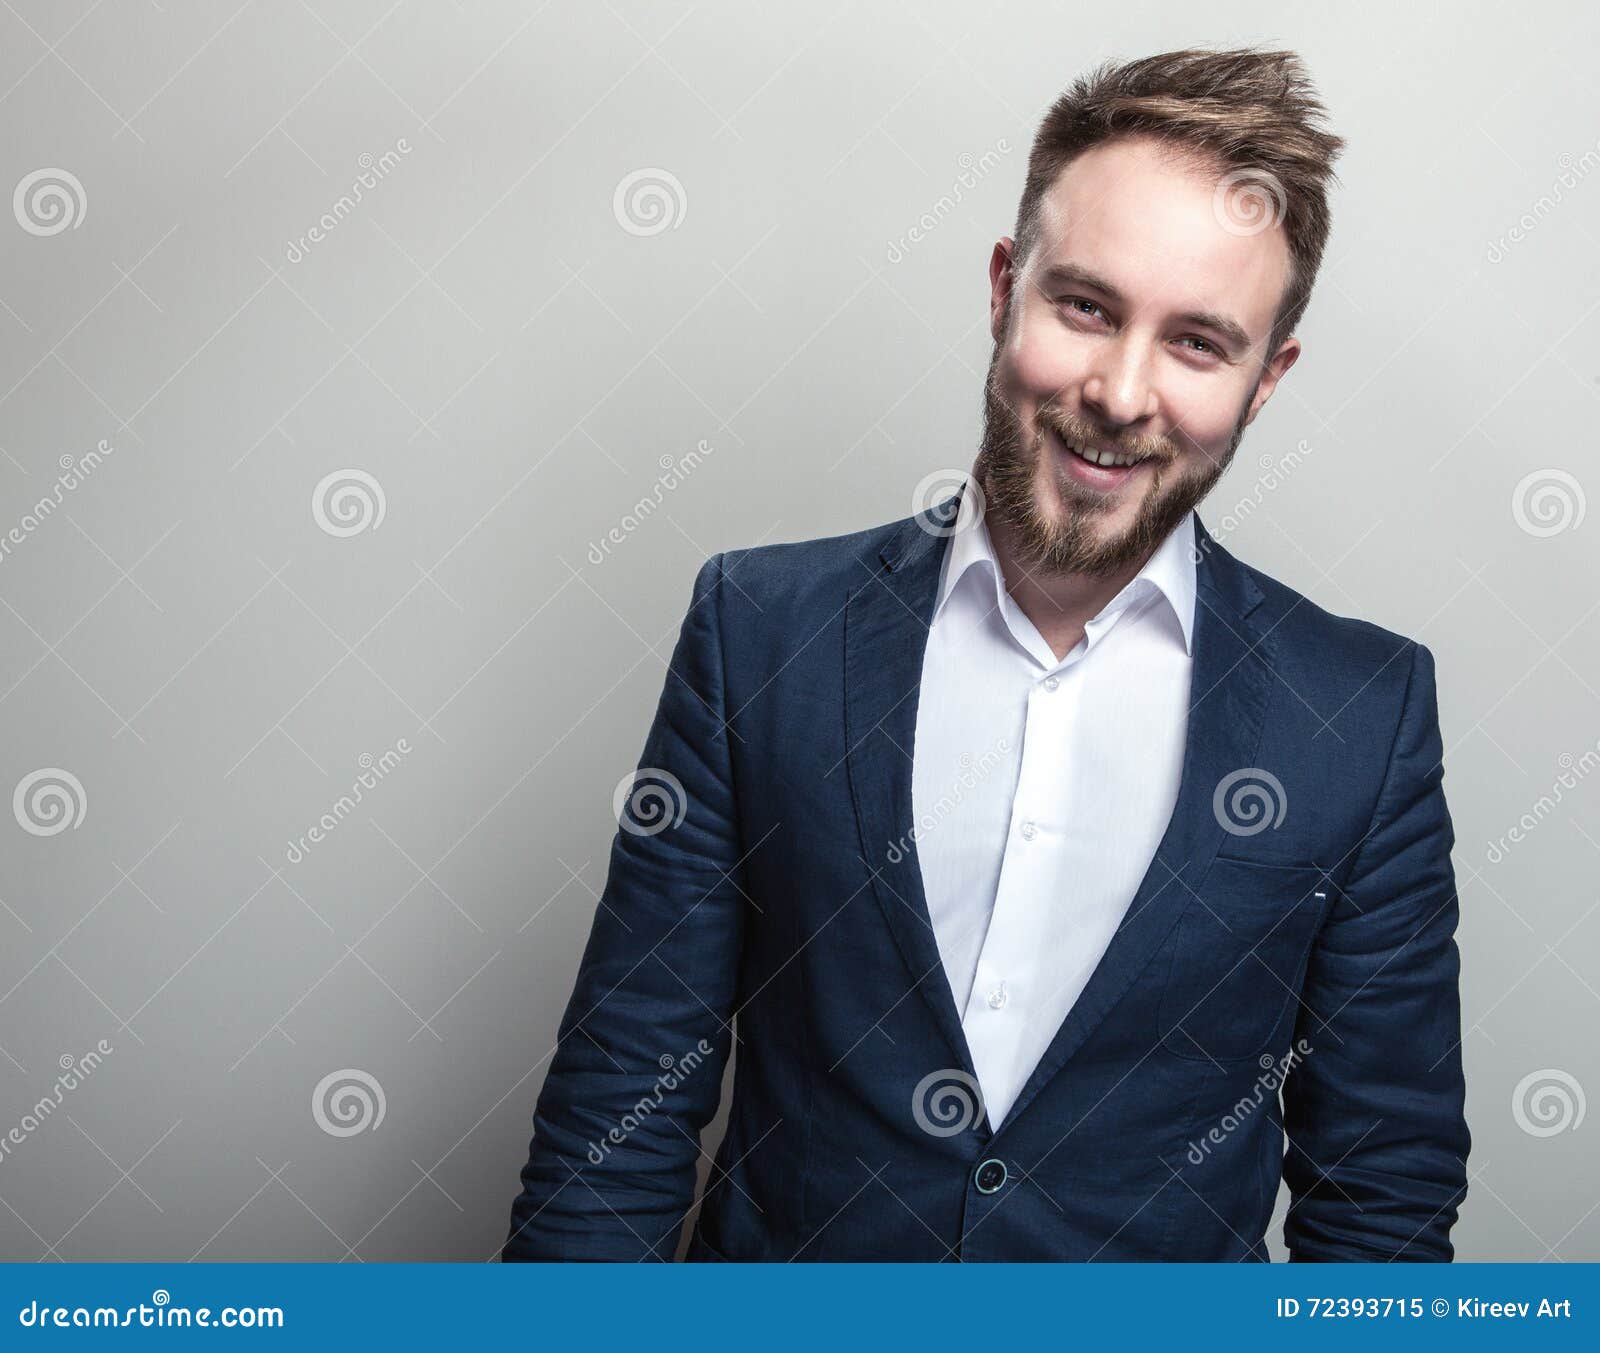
[{"x1": 934, "y1": 507, "x2": 1197, "y2": 655}]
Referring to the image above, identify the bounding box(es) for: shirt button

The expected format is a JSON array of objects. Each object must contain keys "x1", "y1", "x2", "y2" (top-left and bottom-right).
[
  {"x1": 974, "y1": 1158, "x2": 1008, "y2": 1194},
  {"x1": 1043, "y1": 675, "x2": 1059, "y2": 691},
  {"x1": 1019, "y1": 821, "x2": 1037, "y2": 841},
  {"x1": 986, "y1": 982, "x2": 1007, "y2": 1010}
]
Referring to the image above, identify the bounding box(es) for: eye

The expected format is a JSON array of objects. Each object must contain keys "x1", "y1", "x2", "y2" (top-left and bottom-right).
[
  {"x1": 1058, "y1": 296, "x2": 1107, "y2": 322},
  {"x1": 1176, "y1": 335, "x2": 1221, "y2": 357}
]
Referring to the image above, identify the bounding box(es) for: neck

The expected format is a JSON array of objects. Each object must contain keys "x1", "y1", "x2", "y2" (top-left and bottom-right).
[{"x1": 984, "y1": 510, "x2": 1158, "y2": 663}]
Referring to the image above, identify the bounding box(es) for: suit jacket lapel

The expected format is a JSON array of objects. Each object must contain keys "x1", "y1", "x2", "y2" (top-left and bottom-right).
[
  {"x1": 842, "y1": 494, "x2": 1276, "y2": 1131},
  {"x1": 995, "y1": 510, "x2": 1274, "y2": 1131},
  {"x1": 843, "y1": 494, "x2": 978, "y2": 1085}
]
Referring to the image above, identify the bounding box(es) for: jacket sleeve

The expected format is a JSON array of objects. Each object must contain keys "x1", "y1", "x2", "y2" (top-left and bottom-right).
[
  {"x1": 503, "y1": 553, "x2": 746, "y2": 1261},
  {"x1": 1282, "y1": 640, "x2": 1471, "y2": 1261}
]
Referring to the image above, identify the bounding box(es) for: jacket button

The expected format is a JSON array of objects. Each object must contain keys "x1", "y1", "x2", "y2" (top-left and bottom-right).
[{"x1": 974, "y1": 1158, "x2": 1007, "y2": 1194}]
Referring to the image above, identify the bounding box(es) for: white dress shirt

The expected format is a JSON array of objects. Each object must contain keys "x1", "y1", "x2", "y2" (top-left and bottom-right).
[{"x1": 910, "y1": 507, "x2": 1197, "y2": 1130}]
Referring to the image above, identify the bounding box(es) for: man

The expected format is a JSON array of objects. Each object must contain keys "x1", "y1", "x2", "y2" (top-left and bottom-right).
[{"x1": 504, "y1": 47, "x2": 1469, "y2": 1262}]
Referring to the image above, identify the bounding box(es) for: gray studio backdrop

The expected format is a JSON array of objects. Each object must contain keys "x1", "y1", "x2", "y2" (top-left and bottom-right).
[{"x1": 1, "y1": 0, "x2": 1596, "y2": 1262}]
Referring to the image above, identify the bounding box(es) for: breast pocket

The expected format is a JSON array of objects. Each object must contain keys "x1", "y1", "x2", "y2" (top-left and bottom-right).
[{"x1": 1158, "y1": 856, "x2": 1333, "y2": 1064}]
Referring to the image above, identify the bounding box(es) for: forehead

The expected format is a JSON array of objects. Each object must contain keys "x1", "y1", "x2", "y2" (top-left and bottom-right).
[{"x1": 1027, "y1": 136, "x2": 1291, "y2": 340}]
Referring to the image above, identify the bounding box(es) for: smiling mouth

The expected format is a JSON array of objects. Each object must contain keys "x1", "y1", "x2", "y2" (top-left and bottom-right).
[
  {"x1": 1050, "y1": 427, "x2": 1151, "y2": 469},
  {"x1": 1046, "y1": 427, "x2": 1156, "y2": 490}
]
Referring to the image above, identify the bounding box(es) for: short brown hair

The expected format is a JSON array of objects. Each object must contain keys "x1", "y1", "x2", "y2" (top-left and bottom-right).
[{"x1": 1012, "y1": 47, "x2": 1346, "y2": 354}]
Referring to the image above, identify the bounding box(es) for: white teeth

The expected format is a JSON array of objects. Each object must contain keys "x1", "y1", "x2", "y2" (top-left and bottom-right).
[{"x1": 1066, "y1": 440, "x2": 1136, "y2": 469}]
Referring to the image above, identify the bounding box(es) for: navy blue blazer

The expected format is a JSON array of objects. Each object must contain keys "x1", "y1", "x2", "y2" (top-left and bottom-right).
[{"x1": 504, "y1": 495, "x2": 1469, "y2": 1262}]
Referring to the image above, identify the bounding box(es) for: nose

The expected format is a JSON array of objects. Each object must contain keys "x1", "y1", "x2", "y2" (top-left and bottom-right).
[{"x1": 1080, "y1": 332, "x2": 1156, "y2": 429}]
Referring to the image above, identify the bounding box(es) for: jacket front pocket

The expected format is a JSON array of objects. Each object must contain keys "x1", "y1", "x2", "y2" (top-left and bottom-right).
[{"x1": 1158, "y1": 858, "x2": 1331, "y2": 1064}]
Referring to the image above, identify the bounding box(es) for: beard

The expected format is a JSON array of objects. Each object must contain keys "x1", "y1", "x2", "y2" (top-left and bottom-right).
[{"x1": 975, "y1": 339, "x2": 1256, "y2": 579}]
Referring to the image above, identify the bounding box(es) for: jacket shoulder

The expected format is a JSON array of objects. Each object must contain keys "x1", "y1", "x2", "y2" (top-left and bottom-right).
[{"x1": 711, "y1": 513, "x2": 912, "y2": 613}]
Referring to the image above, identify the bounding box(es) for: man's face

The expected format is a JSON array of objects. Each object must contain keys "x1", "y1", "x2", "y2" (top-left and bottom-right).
[{"x1": 979, "y1": 135, "x2": 1301, "y2": 577}]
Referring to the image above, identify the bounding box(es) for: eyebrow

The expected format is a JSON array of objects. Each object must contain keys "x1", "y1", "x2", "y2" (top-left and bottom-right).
[{"x1": 1036, "y1": 262, "x2": 1253, "y2": 355}]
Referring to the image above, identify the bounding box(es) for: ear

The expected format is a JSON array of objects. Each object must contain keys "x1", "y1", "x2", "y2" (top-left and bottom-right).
[
  {"x1": 1241, "y1": 336, "x2": 1301, "y2": 427},
  {"x1": 989, "y1": 237, "x2": 1017, "y2": 343}
]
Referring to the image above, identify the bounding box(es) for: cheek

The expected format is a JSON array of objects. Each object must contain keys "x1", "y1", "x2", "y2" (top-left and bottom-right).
[{"x1": 1006, "y1": 314, "x2": 1085, "y2": 403}]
